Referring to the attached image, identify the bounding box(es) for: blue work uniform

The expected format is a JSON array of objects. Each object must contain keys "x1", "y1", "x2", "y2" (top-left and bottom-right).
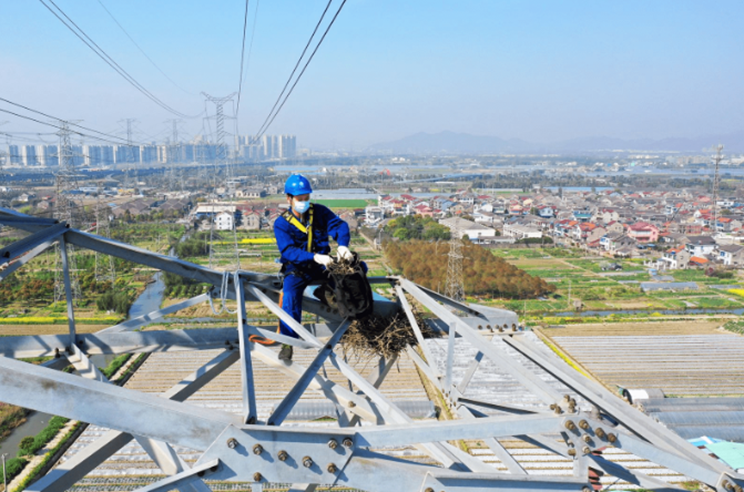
[{"x1": 274, "y1": 203, "x2": 350, "y2": 337}]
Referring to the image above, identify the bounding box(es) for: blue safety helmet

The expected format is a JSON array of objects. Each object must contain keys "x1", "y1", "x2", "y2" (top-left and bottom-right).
[{"x1": 284, "y1": 174, "x2": 313, "y2": 196}]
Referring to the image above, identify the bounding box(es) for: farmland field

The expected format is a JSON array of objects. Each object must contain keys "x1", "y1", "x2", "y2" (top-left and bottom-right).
[
  {"x1": 541, "y1": 320, "x2": 724, "y2": 337},
  {"x1": 312, "y1": 199, "x2": 370, "y2": 209}
]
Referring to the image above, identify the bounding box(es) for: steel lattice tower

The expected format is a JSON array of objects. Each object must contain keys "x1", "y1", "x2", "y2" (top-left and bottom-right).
[
  {"x1": 119, "y1": 118, "x2": 138, "y2": 189},
  {"x1": 53, "y1": 121, "x2": 83, "y2": 303},
  {"x1": 94, "y1": 182, "x2": 116, "y2": 286},
  {"x1": 445, "y1": 218, "x2": 465, "y2": 302},
  {"x1": 202, "y1": 93, "x2": 239, "y2": 272},
  {"x1": 202, "y1": 92, "x2": 236, "y2": 184},
  {"x1": 165, "y1": 119, "x2": 183, "y2": 192},
  {"x1": 712, "y1": 144, "x2": 724, "y2": 236}
]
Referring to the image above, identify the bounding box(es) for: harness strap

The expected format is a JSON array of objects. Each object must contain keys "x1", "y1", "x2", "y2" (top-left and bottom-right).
[{"x1": 282, "y1": 204, "x2": 315, "y2": 252}]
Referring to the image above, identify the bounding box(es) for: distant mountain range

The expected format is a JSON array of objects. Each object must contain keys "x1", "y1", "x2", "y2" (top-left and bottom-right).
[{"x1": 368, "y1": 130, "x2": 744, "y2": 154}]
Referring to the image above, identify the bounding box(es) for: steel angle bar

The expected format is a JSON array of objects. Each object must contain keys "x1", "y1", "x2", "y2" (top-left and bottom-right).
[
  {"x1": 130, "y1": 459, "x2": 219, "y2": 492},
  {"x1": 395, "y1": 285, "x2": 438, "y2": 368},
  {"x1": 355, "y1": 414, "x2": 562, "y2": 448},
  {"x1": 609, "y1": 431, "x2": 723, "y2": 486},
  {"x1": 0, "y1": 239, "x2": 56, "y2": 282},
  {"x1": 337, "y1": 449, "x2": 590, "y2": 492},
  {"x1": 504, "y1": 335, "x2": 729, "y2": 472},
  {"x1": 406, "y1": 346, "x2": 444, "y2": 392},
  {"x1": 587, "y1": 454, "x2": 687, "y2": 492},
  {"x1": 455, "y1": 406, "x2": 527, "y2": 475},
  {"x1": 245, "y1": 325, "x2": 315, "y2": 349},
  {"x1": 0, "y1": 355, "x2": 240, "y2": 450},
  {"x1": 246, "y1": 283, "x2": 323, "y2": 348},
  {"x1": 348, "y1": 354, "x2": 399, "y2": 427},
  {"x1": 67, "y1": 345, "x2": 208, "y2": 491},
  {"x1": 400, "y1": 279, "x2": 562, "y2": 404},
  {"x1": 67, "y1": 344, "x2": 106, "y2": 382},
  {"x1": 327, "y1": 353, "x2": 494, "y2": 472},
  {"x1": 134, "y1": 438, "x2": 213, "y2": 492},
  {"x1": 100, "y1": 294, "x2": 210, "y2": 333},
  {"x1": 27, "y1": 349, "x2": 238, "y2": 492},
  {"x1": 63, "y1": 228, "x2": 227, "y2": 286},
  {"x1": 26, "y1": 430, "x2": 134, "y2": 492},
  {"x1": 59, "y1": 235, "x2": 78, "y2": 345},
  {"x1": 458, "y1": 350, "x2": 484, "y2": 395},
  {"x1": 235, "y1": 276, "x2": 258, "y2": 424},
  {"x1": 0, "y1": 222, "x2": 66, "y2": 266},
  {"x1": 0, "y1": 209, "x2": 60, "y2": 229},
  {"x1": 268, "y1": 319, "x2": 350, "y2": 426},
  {"x1": 366, "y1": 275, "x2": 396, "y2": 285},
  {"x1": 0, "y1": 328, "x2": 239, "y2": 358},
  {"x1": 251, "y1": 343, "x2": 382, "y2": 423},
  {"x1": 408, "y1": 281, "x2": 489, "y2": 319},
  {"x1": 445, "y1": 321, "x2": 457, "y2": 390},
  {"x1": 365, "y1": 354, "x2": 398, "y2": 387},
  {"x1": 458, "y1": 397, "x2": 541, "y2": 416}
]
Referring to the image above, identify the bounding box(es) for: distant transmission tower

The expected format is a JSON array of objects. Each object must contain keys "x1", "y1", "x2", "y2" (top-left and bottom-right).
[
  {"x1": 165, "y1": 119, "x2": 183, "y2": 191},
  {"x1": 711, "y1": 144, "x2": 724, "y2": 236},
  {"x1": 202, "y1": 92, "x2": 236, "y2": 185},
  {"x1": 53, "y1": 121, "x2": 83, "y2": 303},
  {"x1": 202, "y1": 93, "x2": 239, "y2": 271},
  {"x1": 94, "y1": 182, "x2": 116, "y2": 286},
  {"x1": 120, "y1": 119, "x2": 138, "y2": 189},
  {"x1": 445, "y1": 218, "x2": 465, "y2": 302}
]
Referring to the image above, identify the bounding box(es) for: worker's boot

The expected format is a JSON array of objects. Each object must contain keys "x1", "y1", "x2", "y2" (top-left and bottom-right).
[{"x1": 278, "y1": 344, "x2": 293, "y2": 361}]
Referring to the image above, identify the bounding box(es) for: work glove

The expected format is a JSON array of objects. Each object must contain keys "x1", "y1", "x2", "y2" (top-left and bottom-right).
[
  {"x1": 337, "y1": 246, "x2": 353, "y2": 261},
  {"x1": 314, "y1": 254, "x2": 334, "y2": 267}
]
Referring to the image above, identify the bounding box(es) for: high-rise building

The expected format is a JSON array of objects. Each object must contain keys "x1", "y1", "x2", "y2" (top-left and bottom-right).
[
  {"x1": 278, "y1": 135, "x2": 297, "y2": 159},
  {"x1": 234, "y1": 134, "x2": 296, "y2": 161},
  {"x1": 8, "y1": 145, "x2": 20, "y2": 165},
  {"x1": 20, "y1": 145, "x2": 38, "y2": 166}
]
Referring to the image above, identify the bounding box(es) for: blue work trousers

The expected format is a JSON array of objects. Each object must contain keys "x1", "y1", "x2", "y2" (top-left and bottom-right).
[
  {"x1": 279, "y1": 262, "x2": 368, "y2": 338},
  {"x1": 279, "y1": 271, "x2": 323, "y2": 338}
]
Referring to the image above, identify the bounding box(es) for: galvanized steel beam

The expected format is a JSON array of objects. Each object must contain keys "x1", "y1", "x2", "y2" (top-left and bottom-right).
[{"x1": 0, "y1": 222, "x2": 66, "y2": 266}]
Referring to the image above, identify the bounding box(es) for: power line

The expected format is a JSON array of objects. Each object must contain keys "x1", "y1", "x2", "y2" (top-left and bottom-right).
[
  {"x1": 38, "y1": 0, "x2": 197, "y2": 119},
  {"x1": 95, "y1": 0, "x2": 196, "y2": 96},
  {"x1": 0, "y1": 108, "x2": 142, "y2": 148},
  {"x1": 236, "y1": 0, "x2": 251, "y2": 116},
  {"x1": 0, "y1": 97, "x2": 134, "y2": 145},
  {"x1": 254, "y1": 0, "x2": 334, "y2": 138},
  {"x1": 255, "y1": 0, "x2": 347, "y2": 139}
]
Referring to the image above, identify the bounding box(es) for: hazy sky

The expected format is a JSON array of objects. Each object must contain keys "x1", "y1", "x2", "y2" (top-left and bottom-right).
[{"x1": 2, "y1": 0, "x2": 743, "y2": 149}]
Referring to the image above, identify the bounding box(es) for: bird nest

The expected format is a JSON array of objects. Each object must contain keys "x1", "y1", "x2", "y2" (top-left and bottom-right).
[
  {"x1": 341, "y1": 303, "x2": 433, "y2": 361},
  {"x1": 325, "y1": 256, "x2": 434, "y2": 359}
]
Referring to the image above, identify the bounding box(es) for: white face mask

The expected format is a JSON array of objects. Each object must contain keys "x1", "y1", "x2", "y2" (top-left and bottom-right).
[{"x1": 293, "y1": 200, "x2": 310, "y2": 214}]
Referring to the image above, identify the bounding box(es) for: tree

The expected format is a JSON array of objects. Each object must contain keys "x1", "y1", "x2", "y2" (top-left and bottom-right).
[{"x1": 384, "y1": 240, "x2": 554, "y2": 299}]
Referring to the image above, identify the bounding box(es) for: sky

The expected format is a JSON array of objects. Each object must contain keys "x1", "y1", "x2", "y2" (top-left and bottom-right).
[{"x1": 1, "y1": 0, "x2": 743, "y2": 150}]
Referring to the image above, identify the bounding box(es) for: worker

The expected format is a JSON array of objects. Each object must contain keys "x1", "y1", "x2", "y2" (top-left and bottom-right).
[{"x1": 274, "y1": 174, "x2": 354, "y2": 361}]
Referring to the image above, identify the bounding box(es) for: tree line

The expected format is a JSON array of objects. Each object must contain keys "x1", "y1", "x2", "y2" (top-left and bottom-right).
[
  {"x1": 384, "y1": 215, "x2": 451, "y2": 241},
  {"x1": 385, "y1": 240, "x2": 555, "y2": 299}
]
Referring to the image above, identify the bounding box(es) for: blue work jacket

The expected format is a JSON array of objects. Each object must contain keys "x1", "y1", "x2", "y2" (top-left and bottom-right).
[{"x1": 274, "y1": 203, "x2": 350, "y2": 275}]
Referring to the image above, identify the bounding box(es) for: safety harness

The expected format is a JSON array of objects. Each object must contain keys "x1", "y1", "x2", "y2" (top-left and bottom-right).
[{"x1": 281, "y1": 204, "x2": 314, "y2": 252}]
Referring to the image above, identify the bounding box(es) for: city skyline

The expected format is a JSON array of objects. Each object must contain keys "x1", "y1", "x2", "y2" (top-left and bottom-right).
[{"x1": 3, "y1": 134, "x2": 296, "y2": 168}]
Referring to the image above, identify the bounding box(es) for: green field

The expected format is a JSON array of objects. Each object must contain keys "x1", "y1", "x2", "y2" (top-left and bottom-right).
[{"x1": 313, "y1": 199, "x2": 371, "y2": 209}]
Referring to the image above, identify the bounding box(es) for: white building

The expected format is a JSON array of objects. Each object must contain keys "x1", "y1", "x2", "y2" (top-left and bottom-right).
[
  {"x1": 215, "y1": 211, "x2": 234, "y2": 231},
  {"x1": 439, "y1": 217, "x2": 496, "y2": 240},
  {"x1": 365, "y1": 206, "x2": 384, "y2": 224},
  {"x1": 503, "y1": 223, "x2": 543, "y2": 240}
]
